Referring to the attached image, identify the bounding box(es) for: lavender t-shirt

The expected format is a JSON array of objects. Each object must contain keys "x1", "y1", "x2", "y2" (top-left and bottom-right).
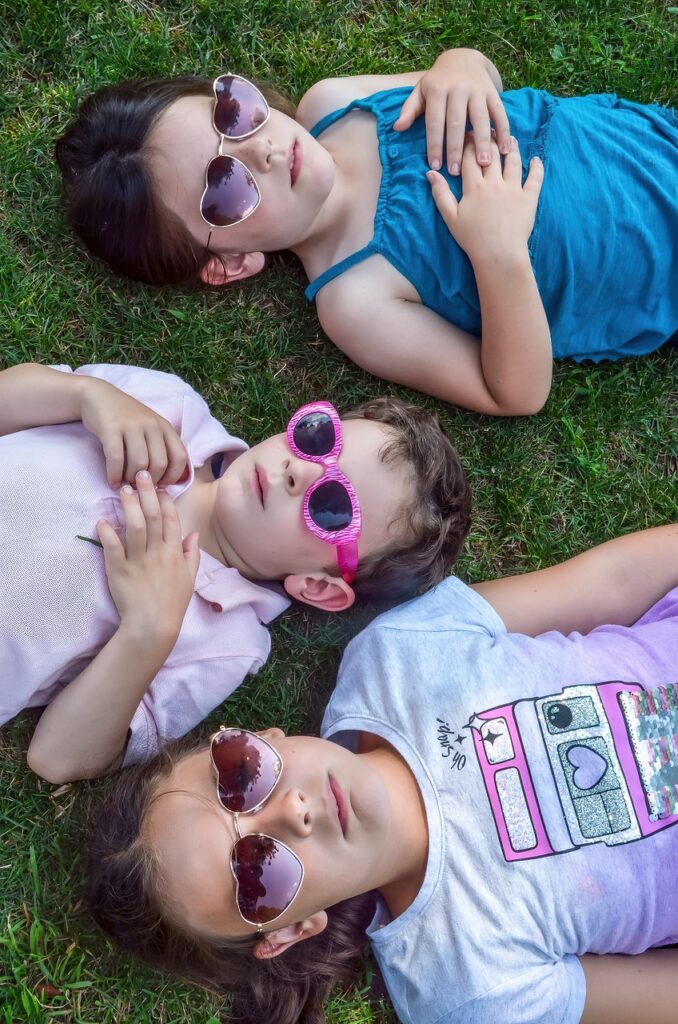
[{"x1": 322, "y1": 577, "x2": 678, "y2": 1024}]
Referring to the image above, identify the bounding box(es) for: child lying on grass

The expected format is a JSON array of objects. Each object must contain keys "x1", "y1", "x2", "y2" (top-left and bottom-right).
[
  {"x1": 89, "y1": 523, "x2": 678, "y2": 1024},
  {"x1": 57, "y1": 47, "x2": 678, "y2": 413},
  {"x1": 0, "y1": 362, "x2": 469, "y2": 781}
]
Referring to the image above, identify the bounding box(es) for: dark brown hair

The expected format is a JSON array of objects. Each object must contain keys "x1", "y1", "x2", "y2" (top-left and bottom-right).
[
  {"x1": 55, "y1": 76, "x2": 295, "y2": 284},
  {"x1": 88, "y1": 738, "x2": 376, "y2": 1024},
  {"x1": 343, "y1": 398, "x2": 471, "y2": 601}
]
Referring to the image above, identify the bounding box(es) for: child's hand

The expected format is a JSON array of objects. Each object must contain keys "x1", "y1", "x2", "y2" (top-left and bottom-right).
[
  {"x1": 427, "y1": 137, "x2": 543, "y2": 266},
  {"x1": 393, "y1": 48, "x2": 510, "y2": 175},
  {"x1": 79, "y1": 378, "x2": 189, "y2": 489},
  {"x1": 97, "y1": 472, "x2": 200, "y2": 646}
]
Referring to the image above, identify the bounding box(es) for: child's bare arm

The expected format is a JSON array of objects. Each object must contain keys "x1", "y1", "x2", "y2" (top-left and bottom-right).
[
  {"x1": 579, "y1": 949, "x2": 678, "y2": 1024},
  {"x1": 0, "y1": 363, "x2": 87, "y2": 434},
  {"x1": 27, "y1": 476, "x2": 199, "y2": 782},
  {"x1": 0, "y1": 363, "x2": 188, "y2": 486},
  {"x1": 318, "y1": 139, "x2": 550, "y2": 415},
  {"x1": 473, "y1": 524, "x2": 678, "y2": 637}
]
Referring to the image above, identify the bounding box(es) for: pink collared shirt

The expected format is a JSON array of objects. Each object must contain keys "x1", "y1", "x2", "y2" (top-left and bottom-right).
[{"x1": 0, "y1": 364, "x2": 289, "y2": 764}]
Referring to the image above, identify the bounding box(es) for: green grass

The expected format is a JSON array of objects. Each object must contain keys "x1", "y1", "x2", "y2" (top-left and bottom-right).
[{"x1": 0, "y1": 0, "x2": 676, "y2": 1020}]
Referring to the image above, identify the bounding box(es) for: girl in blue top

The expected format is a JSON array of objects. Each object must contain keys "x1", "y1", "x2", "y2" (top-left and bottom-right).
[{"x1": 57, "y1": 48, "x2": 678, "y2": 414}]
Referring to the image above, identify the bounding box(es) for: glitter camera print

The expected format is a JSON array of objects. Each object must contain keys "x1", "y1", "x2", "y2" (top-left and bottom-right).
[{"x1": 467, "y1": 681, "x2": 678, "y2": 862}]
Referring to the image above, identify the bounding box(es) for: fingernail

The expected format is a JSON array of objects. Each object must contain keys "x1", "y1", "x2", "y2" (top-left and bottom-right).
[
  {"x1": 121, "y1": 484, "x2": 133, "y2": 495},
  {"x1": 500, "y1": 140, "x2": 510, "y2": 154},
  {"x1": 451, "y1": 162, "x2": 460, "y2": 176},
  {"x1": 137, "y1": 469, "x2": 150, "y2": 480},
  {"x1": 430, "y1": 157, "x2": 441, "y2": 171},
  {"x1": 479, "y1": 151, "x2": 489, "y2": 163}
]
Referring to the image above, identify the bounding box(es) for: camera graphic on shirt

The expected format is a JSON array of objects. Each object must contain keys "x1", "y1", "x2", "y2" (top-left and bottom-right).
[{"x1": 470, "y1": 681, "x2": 678, "y2": 862}]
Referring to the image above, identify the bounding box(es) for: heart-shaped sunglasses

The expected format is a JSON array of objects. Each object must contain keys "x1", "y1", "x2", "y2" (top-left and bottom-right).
[
  {"x1": 211, "y1": 727, "x2": 304, "y2": 931},
  {"x1": 200, "y1": 74, "x2": 270, "y2": 233}
]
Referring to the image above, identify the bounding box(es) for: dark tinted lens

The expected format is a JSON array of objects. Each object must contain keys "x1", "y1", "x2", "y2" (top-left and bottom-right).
[
  {"x1": 212, "y1": 731, "x2": 280, "y2": 812},
  {"x1": 214, "y1": 75, "x2": 269, "y2": 138},
  {"x1": 232, "y1": 834, "x2": 303, "y2": 925},
  {"x1": 308, "y1": 480, "x2": 353, "y2": 532},
  {"x1": 201, "y1": 156, "x2": 260, "y2": 227},
  {"x1": 293, "y1": 412, "x2": 336, "y2": 457}
]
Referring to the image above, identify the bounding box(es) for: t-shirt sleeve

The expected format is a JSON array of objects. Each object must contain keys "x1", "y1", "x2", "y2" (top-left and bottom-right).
[
  {"x1": 323, "y1": 577, "x2": 506, "y2": 737},
  {"x1": 51, "y1": 363, "x2": 228, "y2": 442},
  {"x1": 122, "y1": 653, "x2": 265, "y2": 765},
  {"x1": 69, "y1": 362, "x2": 203, "y2": 421},
  {"x1": 435, "y1": 955, "x2": 586, "y2": 1024},
  {"x1": 377, "y1": 576, "x2": 507, "y2": 639}
]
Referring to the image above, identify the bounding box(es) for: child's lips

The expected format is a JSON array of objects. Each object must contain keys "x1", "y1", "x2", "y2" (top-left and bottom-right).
[
  {"x1": 253, "y1": 464, "x2": 267, "y2": 507},
  {"x1": 290, "y1": 140, "x2": 302, "y2": 186},
  {"x1": 328, "y1": 774, "x2": 348, "y2": 836}
]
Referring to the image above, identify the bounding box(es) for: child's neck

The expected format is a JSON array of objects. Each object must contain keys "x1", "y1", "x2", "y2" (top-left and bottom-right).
[
  {"x1": 174, "y1": 466, "x2": 228, "y2": 568},
  {"x1": 292, "y1": 166, "x2": 355, "y2": 273},
  {"x1": 293, "y1": 113, "x2": 383, "y2": 282},
  {"x1": 360, "y1": 736, "x2": 429, "y2": 921}
]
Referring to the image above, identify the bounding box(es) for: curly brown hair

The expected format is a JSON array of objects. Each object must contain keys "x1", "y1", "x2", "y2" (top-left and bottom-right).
[
  {"x1": 88, "y1": 738, "x2": 377, "y2": 1024},
  {"x1": 343, "y1": 398, "x2": 471, "y2": 600},
  {"x1": 55, "y1": 76, "x2": 295, "y2": 285}
]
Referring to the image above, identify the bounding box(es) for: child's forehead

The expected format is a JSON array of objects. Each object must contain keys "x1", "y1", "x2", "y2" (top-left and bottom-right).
[{"x1": 340, "y1": 417, "x2": 397, "y2": 465}]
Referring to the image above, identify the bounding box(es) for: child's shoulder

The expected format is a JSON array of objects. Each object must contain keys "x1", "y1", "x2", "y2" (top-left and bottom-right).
[
  {"x1": 296, "y1": 77, "x2": 367, "y2": 131},
  {"x1": 296, "y1": 74, "x2": 415, "y2": 131}
]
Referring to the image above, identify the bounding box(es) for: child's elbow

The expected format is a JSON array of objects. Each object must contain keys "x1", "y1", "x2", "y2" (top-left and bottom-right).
[
  {"x1": 27, "y1": 744, "x2": 74, "y2": 784},
  {"x1": 509, "y1": 393, "x2": 549, "y2": 416},
  {"x1": 493, "y1": 382, "x2": 551, "y2": 417},
  {"x1": 26, "y1": 741, "x2": 93, "y2": 784}
]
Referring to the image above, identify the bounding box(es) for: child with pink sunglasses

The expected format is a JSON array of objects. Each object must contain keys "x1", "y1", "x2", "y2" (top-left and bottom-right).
[
  {"x1": 56, "y1": 47, "x2": 678, "y2": 414},
  {"x1": 0, "y1": 362, "x2": 469, "y2": 783}
]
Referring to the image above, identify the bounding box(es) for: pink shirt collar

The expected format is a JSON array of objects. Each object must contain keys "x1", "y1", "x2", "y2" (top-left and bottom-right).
[{"x1": 194, "y1": 549, "x2": 288, "y2": 622}]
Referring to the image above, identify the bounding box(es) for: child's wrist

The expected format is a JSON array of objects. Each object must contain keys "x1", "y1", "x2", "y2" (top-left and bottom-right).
[
  {"x1": 438, "y1": 47, "x2": 483, "y2": 65},
  {"x1": 470, "y1": 243, "x2": 531, "y2": 274},
  {"x1": 76, "y1": 373, "x2": 107, "y2": 419},
  {"x1": 117, "y1": 615, "x2": 181, "y2": 658}
]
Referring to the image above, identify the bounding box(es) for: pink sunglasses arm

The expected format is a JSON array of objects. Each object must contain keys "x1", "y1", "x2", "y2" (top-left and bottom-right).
[{"x1": 337, "y1": 542, "x2": 359, "y2": 584}]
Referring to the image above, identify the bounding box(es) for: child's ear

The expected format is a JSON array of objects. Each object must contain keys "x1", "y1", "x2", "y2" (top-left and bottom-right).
[
  {"x1": 253, "y1": 912, "x2": 328, "y2": 961},
  {"x1": 199, "y1": 251, "x2": 266, "y2": 287},
  {"x1": 283, "y1": 573, "x2": 355, "y2": 612},
  {"x1": 257, "y1": 727, "x2": 286, "y2": 743}
]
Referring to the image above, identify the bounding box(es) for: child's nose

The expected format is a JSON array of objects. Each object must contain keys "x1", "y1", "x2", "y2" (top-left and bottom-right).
[
  {"x1": 236, "y1": 132, "x2": 275, "y2": 172},
  {"x1": 282, "y1": 455, "x2": 323, "y2": 496},
  {"x1": 262, "y1": 787, "x2": 313, "y2": 839}
]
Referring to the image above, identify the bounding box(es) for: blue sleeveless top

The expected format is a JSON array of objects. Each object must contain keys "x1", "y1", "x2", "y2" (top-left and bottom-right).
[{"x1": 305, "y1": 88, "x2": 678, "y2": 361}]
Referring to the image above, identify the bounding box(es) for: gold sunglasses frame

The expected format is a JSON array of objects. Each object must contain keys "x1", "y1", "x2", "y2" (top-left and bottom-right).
[
  {"x1": 210, "y1": 726, "x2": 305, "y2": 934},
  {"x1": 200, "y1": 74, "x2": 271, "y2": 239}
]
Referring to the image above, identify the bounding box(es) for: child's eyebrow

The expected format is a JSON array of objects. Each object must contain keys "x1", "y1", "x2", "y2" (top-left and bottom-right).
[{"x1": 150, "y1": 782, "x2": 238, "y2": 840}]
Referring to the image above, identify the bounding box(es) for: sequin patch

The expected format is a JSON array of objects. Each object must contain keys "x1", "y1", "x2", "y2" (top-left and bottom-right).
[
  {"x1": 619, "y1": 683, "x2": 678, "y2": 820},
  {"x1": 480, "y1": 717, "x2": 514, "y2": 764},
  {"x1": 543, "y1": 695, "x2": 599, "y2": 734},
  {"x1": 495, "y1": 768, "x2": 537, "y2": 851},
  {"x1": 536, "y1": 684, "x2": 641, "y2": 846}
]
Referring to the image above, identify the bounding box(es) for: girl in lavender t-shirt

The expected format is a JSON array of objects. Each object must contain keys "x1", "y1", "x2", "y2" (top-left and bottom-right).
[{"x1": 88, "y1": 523, "x2": 678, "y2": 1024}]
